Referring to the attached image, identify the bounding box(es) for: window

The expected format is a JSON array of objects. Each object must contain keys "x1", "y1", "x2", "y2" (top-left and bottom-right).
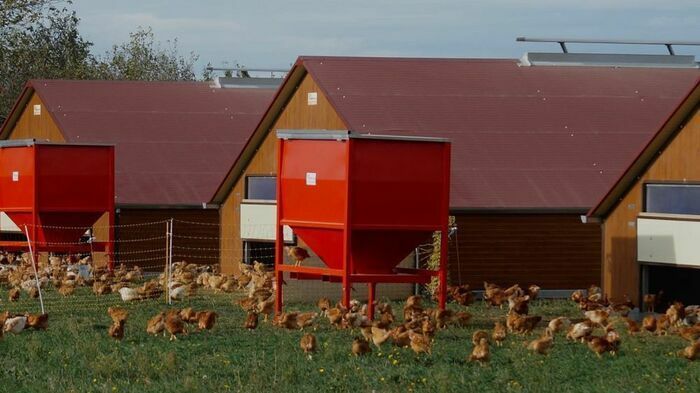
[
  {"x1": 245, "y1": 176, "x2": 276, "y2": 200},
  {"x1": 243, "y1": 241, "x2": 275, "y2": 266},
  {"x1": 644, "y1": 183, "x2": 700, "y2": 214}
]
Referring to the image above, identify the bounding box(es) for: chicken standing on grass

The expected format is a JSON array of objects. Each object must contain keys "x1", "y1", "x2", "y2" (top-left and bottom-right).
[
  {"x1": 469, "y1": 338, "x2": 490, "y2": 363},
  {"x1": 300, "y1": 333, "x2": 317, "y2": 355}
]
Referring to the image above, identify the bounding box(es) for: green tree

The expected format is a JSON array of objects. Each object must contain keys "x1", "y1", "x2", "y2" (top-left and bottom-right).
[
  {"x1": 0, "y1": 2, "x2": 94, "y2": 120},
  {"x1": 92, "y1": 27, "x2": 198, "y2": 81}
]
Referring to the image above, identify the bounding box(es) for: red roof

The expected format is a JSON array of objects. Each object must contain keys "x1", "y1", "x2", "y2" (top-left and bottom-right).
[
  {"x1": 299, "y1": 56, "x2": 700, "y2": 210},
  {"x1": 24, "y1": 80, "x2": 274, "y2": 206}
]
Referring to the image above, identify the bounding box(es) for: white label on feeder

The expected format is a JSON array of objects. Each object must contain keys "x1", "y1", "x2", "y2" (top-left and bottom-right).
[
  {"x1": 11, "y1": 171, "x2": 19, "y2": 182},
  {"x1": 305, "y1": 172, "x2": 317, "y2": 186},
  {"x1": 33, "y1": 104, "x2": 41, "y2": 115},
  {"x1": 307, "y1": 92, "x2": 317, "y2": 106}
]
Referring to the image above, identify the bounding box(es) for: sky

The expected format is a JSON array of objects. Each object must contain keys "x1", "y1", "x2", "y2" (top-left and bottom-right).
[{"x1": 72, "y1": 0, "x2": 700, "y2": 77}]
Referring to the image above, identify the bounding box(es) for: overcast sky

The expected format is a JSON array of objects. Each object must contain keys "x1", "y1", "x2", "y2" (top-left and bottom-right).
[{"x1": 73, "y1": 0, "x2": 700, "y2": 76}]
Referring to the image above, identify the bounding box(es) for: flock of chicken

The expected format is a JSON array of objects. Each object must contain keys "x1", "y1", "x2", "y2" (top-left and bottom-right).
[{"x1": 1, "y1": 249, "x2": 699, "y2": 362}]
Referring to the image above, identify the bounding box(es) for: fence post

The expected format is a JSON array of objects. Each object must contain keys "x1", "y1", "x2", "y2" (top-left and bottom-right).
[
  {"x1": 167, "y1": 218, "x2": 174, "y2": 305},
  {"x1": 24, "y1": 225, "x2": 45, "y2": 315}
]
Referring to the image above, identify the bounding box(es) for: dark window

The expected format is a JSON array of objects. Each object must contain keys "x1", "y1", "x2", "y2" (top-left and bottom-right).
[
  {"x1": 246, "y1": 176, "x2": 276, "y2": 200},
  {"x1": 243, "y1": 241, "x2": 275, "y2": 265},
  {"x1": 645, "y1": 183, "x2": 700, "y2": 214}
]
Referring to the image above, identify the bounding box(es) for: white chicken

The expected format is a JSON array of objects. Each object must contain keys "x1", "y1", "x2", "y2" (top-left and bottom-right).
[
  {"x1": 4, "y1": 315, "x2": 27, "y2": 333},
  {"x1": 169, "y1": 285, "x2": 187, "y2": 301},
  {"x1": 119, "y1": 287, "x2": 141, "y2": 302}
]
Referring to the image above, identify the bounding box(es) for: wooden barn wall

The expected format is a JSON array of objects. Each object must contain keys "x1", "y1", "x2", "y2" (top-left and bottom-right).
[
  {"x1": 117, "y1": 209, "x2": 219, "y2": 270},
  {"x1": 449, "y1": 213, "x2": 601, "y2": 290},
  {"x1": 7, "y1": 93, "x2": 65, "y2": 142},
  {"x1": 219, "y1": 73, "x2": 346, "y2": 275},
  {"x1": 602, "y1": 107, "x2": 700, "y2": 302}
]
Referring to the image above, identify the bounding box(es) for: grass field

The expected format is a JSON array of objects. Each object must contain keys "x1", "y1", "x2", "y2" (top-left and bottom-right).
[{"x1": 1, "y1": 287, "x2": 698, "y2": 393}]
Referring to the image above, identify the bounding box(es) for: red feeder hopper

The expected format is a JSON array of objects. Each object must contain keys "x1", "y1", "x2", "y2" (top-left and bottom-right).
[
  {"x1": 0, "y1": 140, "x2": 115, "y2": 267},
  {"x1": 275, "y1": 130, "x2": 451, "y2": 317}
]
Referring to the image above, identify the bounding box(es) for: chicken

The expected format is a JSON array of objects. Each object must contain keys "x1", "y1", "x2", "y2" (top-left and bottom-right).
[
  {"x1": 666, "y1": 302, "x2": 686, "y2": 327},
  {"x1": 169, "y1": 285, "x2": 188, "y2": 301},
  {"x1": 679, "y1": 340, "x2": 700, "y2": 361},
  {"x1": 238, "y1": 297, "x2": 258, "y2": 312},
  {"x1": 422, "y1": 318, "x2": 437, "y2": 338},
  {"x1": 244, "y1": 312, "x2": 259, "y2": 330},
  {"x1": 8, "y1": 287, "x2": 20, "y2": 302},
  {"x1": 570, "y1": 290, "x2": 585, "y2": 303},
  {"x1": 376, "y1": 301, "x2": 394, "y2": 317},
  {"x1": 28, "y1": 286, "x2": 39, "y2": 299},
  {"x1": 469, "y1": 338, "x2": 489, "y2": 363},
  {"x1": 527, "y1": 329, "x2": 554, "y2": 355},
  {"x1": 623, "y1": 317, "x2": 641, "y2": 335},
  {"x1": 451, "y1": 311, "x2": 472, "y2": 327},
  {"x1": 472, "y1": 330, "x2": 490, "y2": 345},
  {"x1": 146, "y1": 312, "x2": 166, "y2": 335},
  {"x1": 196, "y1": 311, "x2": 217, "y2": 330},
  {"x1": 326, "y1": 307, "x2": 344, "y2": 328},
  {"x1": 58, "y1": 282, "x2": 75, "y2": 297},
  {"x1": 584, "y1": 310, "x2": 609, "y2": 328},
  {"x1": 275, "y1": 312, "x2": 299, "y2": 330},
  {"x1": 165, "y1": 312, "x2": 187, "y2": 340},
  {"x1": 408, "y1": 330, "x2": 432, "y2": 355},
  {"x1": 566, "y1": 320, "x2": 593, "y2": 342},
  {"x1": 587, "y1": 286, "x2": 603, "y2": 302},
  {"x1": 25, "y1": 313, "x2": 48, "y2": 330},
  {"x1": 4, "y1": 315, "x2": 27, "y2": 333},
  {"x1": 391, "y1": 326, "x2": 411, "y2": 348},
  {"x1": 93, "y1": 282, "x2": 111, "y2": 296},
  {"x1": 642, "y1": 315, "x2": 657, "y2": 333},
  {"x1": 119, "y1": 287, "x2": 141, "y2": 302},
  {"x1": 108, "y1": 321, "x2": 125, "y2": 340},
  {"x1": 492, "y1": 322, "x2": 507, "y2": 346},
  {"x1": 351, "y1": 337, "x2": 371, "y2": 356},
  {"x1": 286, "y1": 246, "x2": 310, "y2": 266},
  {"x1": 586, "y1": 331, "x2": 619, "y2": 358},
  {"x1": 375, "y1": 312, "x2": 394, "y2": 329},
  {"x1": 508, "y1": 295, "x2": 530, "y2": 316},
  {"x1": 643, "y1": 293, "x2": 657, "y2": 313},
  {"x1": 434, "y1": 309, "x2": 453, "y2": 329},
  {"x1": 678, "y1": 326, "x2": 700, "y2": 342},
  {"x1": 317, "y1": 298, "x2": 331, "y2": 317},
  {"x1": 295, "y1": 312, "x2": 317, "y2": 330},
  {"x1": 447, "y1": 285, "x2": 474, "y2": 306},
  {"x1": 483, "y1": 282, "x2": 507, "y2": 307},
  {"x1": 179, "y1": 307, "x2": 198, "y2": 323},
  {"x1": 527, "y1": 285, "x2": 541, "y2": 300},
  {"x1": 512, "y1": 315, "x2": 542, "y2": 334},
  {"x1": 656, "y1": 315, "x2": 671, "y2": 336},
  {"x1": 257, "y1": 298, "x2": 275, "y2": 322},
  {"x1": 503, "y1": 284, "x2": 524, "y2": 298},
  {"x1": 300, "y1": 333, "x2": 317, "y2": 354},
  {"x1": 548, "y1": 317, "x2": 571, "y2": 335},
  {"x1": 368, "y1": 326, "x2": 392, "y2": 348},
  {"x1": 107, "y1": 307, "x2": 128, "y2": 325}
]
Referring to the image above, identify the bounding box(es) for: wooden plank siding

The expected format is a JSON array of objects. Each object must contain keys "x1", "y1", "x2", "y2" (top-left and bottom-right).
[
  {"x1": 219, "y1": 73, "x2": 346, "y2": 274},
  {"x1": 449, "y1": 213, "x2": 601, "y2": 289},
  {"x1": 602, "y1": 107, "x2": 700, "y2": 301},
  {"x1": 8, "y1": 93, "x2": 65, "y2": 142},
  {"x1": 116, "y1": 209, "x2": 219, "y2": 271}
]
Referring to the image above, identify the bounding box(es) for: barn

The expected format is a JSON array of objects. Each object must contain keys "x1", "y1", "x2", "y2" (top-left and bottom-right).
[
  {"x1": 210, "y1": 54, "x2": 700, "y2": 298},
  {"x1": 0, "y1": 79, "x2": 276, "y2": 267},
  {"x1": 585, "y1": 78, "x2": 700, "y2": 305}
]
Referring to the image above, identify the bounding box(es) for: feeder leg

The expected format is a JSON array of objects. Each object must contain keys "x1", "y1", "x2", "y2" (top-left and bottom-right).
[
  {"x1": 342, "y1": 278, "x2": 351, "y2": 310},
  {"x1": 275, "y1": 270, "x2": 284, "y2": 315},
  {"x1": 367, "y1": 283, "x2": 376, "y2": 321},
  {"x1": 438, "y1": 229, "x2": 448, "y2": 310}
]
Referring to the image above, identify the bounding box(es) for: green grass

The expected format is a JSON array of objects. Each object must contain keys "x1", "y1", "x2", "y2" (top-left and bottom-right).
[{"x1": 1, "y1": 287, "x2": 698, "y2": 393}]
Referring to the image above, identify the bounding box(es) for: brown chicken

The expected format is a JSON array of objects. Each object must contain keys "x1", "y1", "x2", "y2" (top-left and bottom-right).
[
  {"x1": 300, "y1": 333, "x2": 317, "y2": 354},
  {"x1": 25, "y1": 313, "x2": 48, "y2": 330},
  {"x1": 469, "y1": 338, "x2": 490, "y2": 363},
  {"x1": 643, "y1": 293, "x2": 658, "y2": 313},
  {"x1": 276, "y1": 312, "x2": 299, "y2": 330},
  {"x1": 492, "y1": 322, "x2": 507, "y2": 346},
  {"x1": 286, "y1": 246, "x2": 310, "y2": 266},
  {"x1": 28, "y1": 287, "x2": 39, "y2": 299},
  {"x1": 571, "y1": 290, "x2": 585, "y2": 303},
  {"x1": 547, "y1": 317, "x2": 571, "y2": 335},
  {"x1": 512, "y1": 315, "x2": 542, "y2": 334},
  {"x1": 584, "y1": 310, "x2": 609, "y2": 328},
  {"x1": 196, "y1": 311, "x2": 217, "y2": 330},
  {"x1": 245, "y1": 312, "x2": 259, "y2": 330},
  {"x1": 408, "y1": 330, "x2": 432, "y2": 355},
  {"x1": 58, "y1": 283, "x2": 75, "y2": 297},
  {"x1": 666, "y1": 302, "x2": 686, "y2": 327},
  {"x1": 317, "y1": 298, "x2": 331, "y2": 317},
  {"x1": 586, "y1": 332, "x2": 619, "y2": 358},
  {"x1": 352, "y1": 337, "x2": 371, "y2": 356},
  {"x1": 527, "y1": 285, "x2": 541, "y2": 300},
  {"x1": 179, "y1": 307, "x2": 198, "y2": 323},
  {"x1": 8, "y1": 287, "x2": 20, "y2": 302},
  {"x1": 566, "y1": 320, "x2": 593, "y2": 342},
  {"x1": 447, "y1": 284, "x2": 474, "y2": 306},
  {"x1": 295, "y1": 312, "x2": 317, "y2": 330},
  {"x1": 642, "y1": 315, "x2": 657, "y2": 333},
  {"x1": 679, "y1": 326, "x2": 700, "y2": 342},
  {"x1": 391, "y1": 326, "x2": 411, "y2": 348},
  {"x1": 434, "y1": 309, "x2": 453, "y2": 329},
  {"x1": 508, "y1": 295, "x2": 530, "y2": 315},
  {"x1": 146, "y1": 312, "x2": 166, "y2": 335},
  {"x1": 679, "y1": 340, "x2": 700, "y2": 361},
  {"x1": 483, "y1": 282, "x2": 507, "y2": 307},
  {"x1": 527, "y1": 329, "x2": 554, "y2": 355},
  {"x1": 108, "y1": 321, "x2": 125, "y2": 340},
  {"x1": 472, "y1": 330, "x2": 490, "y2": 346},
  {"x1": 165, "y1": 312, "x2": 187, "y2": 340},
  {"x1": 326, "y1": 307, "x2": 344, "y2": 328},
  {"x1": 238, "y1": 297, "x2": 257, "y2": 312},
  {"x1": 624, "y1": 317, "x2": 641, "y2": 335},
  {"x1": 503, "y1": 284, "x2": 524, "y2": 298},
  {"x1": 257, "y1": 298, "x2": 275, "y2": 322},
  {"x1": 107, "y1": 307, "x2": 128, "y2": 325},
  {"x1": 656, "y1": 315, "x2": 671, "y2": 336},
  {"x1": 93, "y1": 282, "x2": 112, "y2": 296},
  {"x1": 422, "y1": 318, "x2": 437, "y2": 338},
  {"x1": 452, "y1": 311, "x2": 472, "y2": 327}
]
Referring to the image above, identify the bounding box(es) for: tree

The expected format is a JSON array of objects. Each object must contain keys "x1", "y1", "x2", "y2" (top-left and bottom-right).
[
  {"x1": 0, "y1": 2, "x2": 94, "y2": 118},
  {"x1": 92, "y1": 27, "x2": 198, "y2": 81}
]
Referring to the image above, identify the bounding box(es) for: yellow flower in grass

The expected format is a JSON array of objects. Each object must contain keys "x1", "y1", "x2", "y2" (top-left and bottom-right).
[{"x1": 319, "y1": 368, "x2": 325, "y2": 373}]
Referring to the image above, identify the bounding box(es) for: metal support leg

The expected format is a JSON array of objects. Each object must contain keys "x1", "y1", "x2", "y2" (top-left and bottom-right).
[
  {"x1": 275, "y1": 270, "x2": 284, "y2": 315},
  {"x1": 367, "y1": 282, "x2": 376, "y2": 320}
]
